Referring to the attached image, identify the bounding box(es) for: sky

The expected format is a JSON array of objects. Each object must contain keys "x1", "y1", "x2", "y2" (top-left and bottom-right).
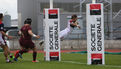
[{"x1": 0, "y1": 0, "x2": 17, "y2": 19}]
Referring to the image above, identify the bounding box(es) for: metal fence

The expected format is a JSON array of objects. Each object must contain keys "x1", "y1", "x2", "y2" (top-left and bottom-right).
[{"x1": 7, "y1": 32, "x2": 121, "y2": 50}]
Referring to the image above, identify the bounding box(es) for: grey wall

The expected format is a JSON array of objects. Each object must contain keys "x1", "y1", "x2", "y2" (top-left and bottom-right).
[{"x1": 18, "y1": 0, "x2": 38, "y2": 34}]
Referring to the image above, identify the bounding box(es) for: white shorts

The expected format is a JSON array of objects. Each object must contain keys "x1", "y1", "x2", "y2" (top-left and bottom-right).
[
  {"x1": 0, "y1": 37, "x2": 5, "y2": 46},
  {"x1": 59, "y1": 27, "x2": 73, "y2": 38},
  {"x1": 0, "y1": 33, "x2": 5, "y2": 45}
]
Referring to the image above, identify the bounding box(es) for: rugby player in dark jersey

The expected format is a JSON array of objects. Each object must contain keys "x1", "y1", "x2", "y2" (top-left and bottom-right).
[{"x1": 14, "y1": 18, "x2": 40, "y2": 62}]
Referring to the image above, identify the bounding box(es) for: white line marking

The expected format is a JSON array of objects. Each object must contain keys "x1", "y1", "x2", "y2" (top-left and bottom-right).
[
  {"x1": 61, "y1": 61, "x2": 86, "y2": 64},
  {"x1": 61, "y1": 61, "x2": 121, "y2": 68},
  {"x1": 16, "y1": 59, "x2": 121, "y2": 68}
]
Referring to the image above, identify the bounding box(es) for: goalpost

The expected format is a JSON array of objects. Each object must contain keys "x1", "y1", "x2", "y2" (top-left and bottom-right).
[
  {"x1": 43, "y1": 0, "x2": 61, "y2": 61},
  {"x1": 86, "y1": 0, "x2": 105, "y2": 65}
]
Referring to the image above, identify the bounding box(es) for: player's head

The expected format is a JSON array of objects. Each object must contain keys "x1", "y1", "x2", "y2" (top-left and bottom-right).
[
  {"x1": 0, "y1": 13, "x2": 3, "y2": 20},
  {"x1": 24, "y1": 18, "x2": 32, "y2": 25},
  {"x1": 71, "y1": 14, "x2": 77, "y2": 21}
]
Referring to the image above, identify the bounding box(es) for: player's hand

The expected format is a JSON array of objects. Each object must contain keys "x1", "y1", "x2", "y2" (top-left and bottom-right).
[
  {"x1": 75, "y1": 21, "x2": 79, "y2": 25},
  {"x1": 77, "y1": 25, "x2": 81, "y2": 29},
  {"x1": 7, "y1": 36, "x2": 13, "y2": 39},
  {"x1": 36, "y1": 35, "x2": 40, "y2": 39}
]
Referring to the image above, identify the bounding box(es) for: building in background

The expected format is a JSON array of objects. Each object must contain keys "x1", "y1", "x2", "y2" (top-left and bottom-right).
[
  {"x1": 2, "y1": 13, "x2": 18, "y2": 30},
  {"x1": 11, "y1": 19, "x2": 18, "y2": 29},
  {"x1": 11, "y1": 19, "x2": 18, "y2": 27},
  {"x1": 3, "y1": 14, "x2": 11, "y2": 28}
]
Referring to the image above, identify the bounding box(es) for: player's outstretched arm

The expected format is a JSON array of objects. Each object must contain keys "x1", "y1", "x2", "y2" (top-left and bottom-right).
[
  {"x1": 70, "y1": 22, "x2": 81, "y2": 29},
  {"x1": 28, "y1": 30, "x2": 40, "y2": 38},
  {"x1": 0, "y1": 31, "x2": 13, "y2": 39}
]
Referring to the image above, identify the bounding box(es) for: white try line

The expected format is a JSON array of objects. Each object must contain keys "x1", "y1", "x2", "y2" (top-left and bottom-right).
[{"x1": 61, "y1": 61, "x2": 121, "y2": 68}]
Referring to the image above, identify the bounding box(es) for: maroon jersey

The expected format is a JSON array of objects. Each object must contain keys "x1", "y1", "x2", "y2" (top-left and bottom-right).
[
  {"x1": 20, "y1": 25, "x2": 32, "y2": 40},
  {"x1": 19, "y1": 25, "x2": 35, "y2": 49}
]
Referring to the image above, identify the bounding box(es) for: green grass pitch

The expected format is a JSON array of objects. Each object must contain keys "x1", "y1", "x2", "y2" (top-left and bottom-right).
[{"x1": 0, "y1": 53, "x2": 121, "y2": 69}]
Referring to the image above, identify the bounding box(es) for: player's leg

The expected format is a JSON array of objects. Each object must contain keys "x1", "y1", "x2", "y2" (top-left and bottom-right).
[
  {"x1": 32, "y1": 46, "x2": 38, "y2": 62},
  {"x1": 1, "y1": 45, "x2": 12, "y2": 63},
  {"x1": 59, "y1": 28, "x2": 70, "y2": 40},
  {"x1": 32, "y1": 46, "x2": 39, "y2": 62},
  {"x1": 14, "y1": 48, "x2": 28, "y2": 61},
  {"x1": 14, "y1": 39, "x2": 28, "y2": 61},
  {"x1": 14, "y1": 46, "x2": 24, "y2": 59},
  {"x1": 1, "y1": 45, "x2": 9, "y2": 62},
  {"x1": 4, "y1": 45, "x2": 14, "y2": 62}
]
